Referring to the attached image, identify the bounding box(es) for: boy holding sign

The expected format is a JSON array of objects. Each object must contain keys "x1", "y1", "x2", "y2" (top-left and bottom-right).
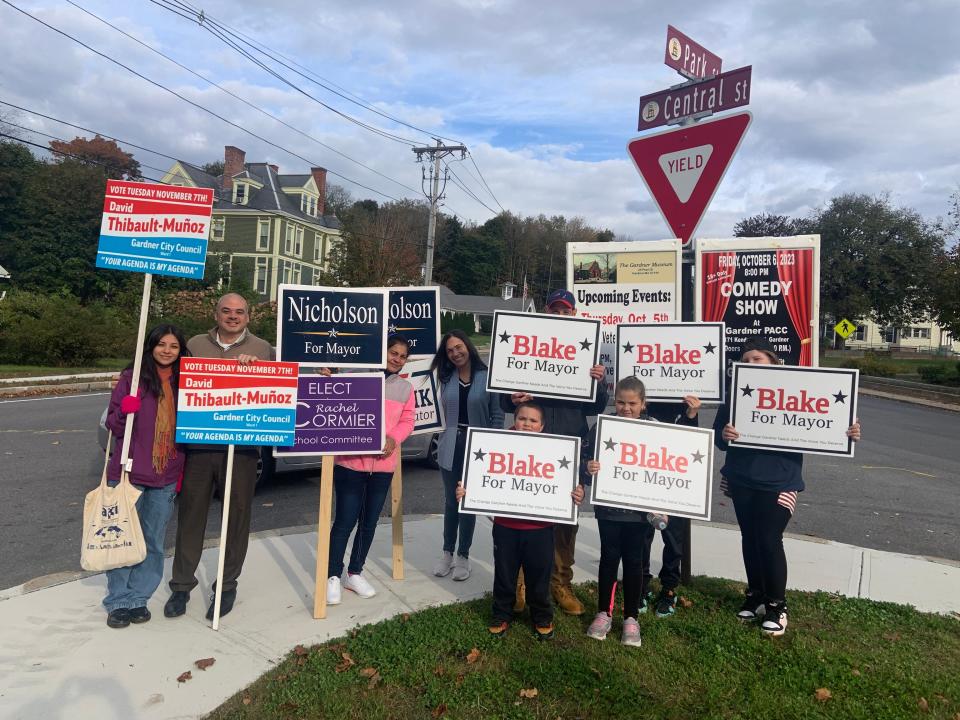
[{"x1": 456, "y1": 402, "x2": 585, "y2": 641}]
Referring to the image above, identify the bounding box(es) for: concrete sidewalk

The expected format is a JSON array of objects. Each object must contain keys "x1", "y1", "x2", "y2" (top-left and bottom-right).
[{"x1": 0, "y1": 516, "x2": 957, "y2": 719}]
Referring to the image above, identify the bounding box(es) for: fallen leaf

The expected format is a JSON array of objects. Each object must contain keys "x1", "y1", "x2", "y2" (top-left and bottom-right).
[
  {"x1": 242, "y1": 696, "x2": 252, "y2": 706},
  {"x1": 52, "y1": 441, "x2": 60, "y2": 445},
  {"x1": 455, "y1": 673, "x2": 465, "y2": 686},
  {"x1": 918, "y1": 697, "x2": 929, "y2": 712},
  {"x1": 366, "y1": 672, "x2": 382, "y2": 689},
  {"x1": 276, "y1": 674, "x2": 288, "y2": 683},
  {"x1": 431, "y1": 703, "x2": 447, "y2": 718},
  {"x1": 335, "y1": 652, "x2": 355, "y2": 673},
  {"x1": 519, "y1": 688, "x2": 539, "y2": 699},
  {"x1": 590, "y1": 666, "x2": 602, "y2": 679},
  {"x1": 679, "y1": 596, "x2": 694, "y2": 609},
  {"x1": 934, "y1": 694, "x2": 946, "y2": 702},
  {"x1": 401, "y1": 613, "x2": 411, "y2": 623},
  {"x1": 177, "y1": 671, "x2": 192, "y2": 683},
  {"x1": 433, "y1": 664, "x2": 445, "y2": 677},
  {"x1": 359, "y1": 667, "x2": 379, "y2": 678},
  {"x1": 814, "y1": 688, "x2": 831, "y2": 702},
  {"x1": 883, "y1": 632, "x2": 901, "y2": 642},
  {"x1": 851, "y1": 669, "x2": 861, "y2": 677},
  {"x1": 466, "y1": 647, "x2": 481, "y2": 664},
  {"x1": 293, "y1": 645, "x2": 309, "y2": 656},
  {"x1": 296, "y1": 656, "x2": 307, "y2": 666},
  {"x1": 194, "y1": 657, "x2": 215, "y2": 671}
]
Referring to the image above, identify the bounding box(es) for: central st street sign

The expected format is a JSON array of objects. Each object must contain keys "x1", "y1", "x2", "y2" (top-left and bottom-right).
[
  {"x1": 638, "y1": 65, "x2": 751, "y2": 132},
  {"x1": 664, "y1": 25, "x2": 722, "y2": 80},
  {"x1": 627, "y1": 111, "x2": 752, "y2": 246}
]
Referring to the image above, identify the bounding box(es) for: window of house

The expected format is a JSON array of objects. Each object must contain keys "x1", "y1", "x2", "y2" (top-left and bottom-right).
[
  {"x1": 285, "y1": 224, "x2": 295, "y2": 254},
  {"x1": 211, "y1": 218, "x2": 225, "y2": 241},
  {"x1": 257, "y1": 219, "x2": 270, "y2": 251},
  {"x1": 234, "y1": 183, "x2": 247, "y2": 205},
  {"x1": 295, "y1": 226, "x2": 303, "y2": 257},
  {"x1": 882, "y1": 326, "x2": 898, "y2": 343},
  {"x1": 314, "y1": 234, "x2": 324, "y2": 262},
  {"x1": 254, "y1": 257, "x2": 269, "y2": 294},
  {"x1": 853, "y1": 325, "x2": 866, "y2": 341},
  {"x1": 292, "y1": 262, "x2": 302, "y2": 284},
  {"x1": 907, "y1": 327, "x2": 930, "y2": 339}
]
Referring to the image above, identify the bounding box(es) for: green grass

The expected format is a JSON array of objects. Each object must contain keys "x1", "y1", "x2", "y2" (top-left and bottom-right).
[
  {"x1": 208, "y1": 577, "x2": 960, "y2": 720},
  {"x1": 0, "y1": 358, "x2": 127, "y2": 379}
]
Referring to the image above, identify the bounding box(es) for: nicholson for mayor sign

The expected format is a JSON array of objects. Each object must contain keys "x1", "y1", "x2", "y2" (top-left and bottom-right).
[
  {"x1": 175, "y1": 358, "x2": 299, "y2": 446},
  {"x1": 277, "y1": 285, "x2": 389, "y2": 368},
  {"x1": 388, "y1": 287, "x2": 441, "y2": 359},
  {"x1": 96, "y1": 180, "x2": 214, "y2": 279},
  {"x1": 486, "y1": 311, "x2": 601, "y2": 402}
]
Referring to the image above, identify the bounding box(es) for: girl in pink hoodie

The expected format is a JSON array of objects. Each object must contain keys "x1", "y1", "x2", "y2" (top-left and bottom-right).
[{"x1": 326, "y1": 335, "x2": 416, "y2": 604}]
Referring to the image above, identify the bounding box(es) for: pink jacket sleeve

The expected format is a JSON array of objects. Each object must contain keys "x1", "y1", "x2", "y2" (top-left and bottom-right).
[{"x1": 386, "y1": 388, "x2": 416, "y2": 445}]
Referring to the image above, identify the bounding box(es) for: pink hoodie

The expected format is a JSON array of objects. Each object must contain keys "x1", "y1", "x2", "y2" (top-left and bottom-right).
[{"x1": 335, "y1": 373, "x2": 415, "y2": 474}]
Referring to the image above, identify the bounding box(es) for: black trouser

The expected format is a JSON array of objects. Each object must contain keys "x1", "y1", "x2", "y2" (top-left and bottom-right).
[
  {"x1": 492, "y1": 524, "x2": 554, "y2": 627},
  {"x1": 170, "y1": 449, "x2": 258, "y2": 594},
  {"x1": 642, "y1": 515, "x2": 688, "y2": 592},
  {"x1": 597, "y1": 519, "x2": 654, "y2": 619},
  {"x1": 729, "y1": 485, "x2": 793, "y2": 604}
]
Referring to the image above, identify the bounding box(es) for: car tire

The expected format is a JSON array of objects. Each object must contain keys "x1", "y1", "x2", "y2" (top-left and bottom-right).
[
  {"x1": 426, "y1": 434, "x2": 440, "y2": 469},
  {"x1": 256, "y1": 449, "x2": 275, "y2": 491}
]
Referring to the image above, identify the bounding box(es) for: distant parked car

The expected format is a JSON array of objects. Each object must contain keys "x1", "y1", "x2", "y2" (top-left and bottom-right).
[{"x1": 98, "y1": 408, "x2": 439, "y2": 487}]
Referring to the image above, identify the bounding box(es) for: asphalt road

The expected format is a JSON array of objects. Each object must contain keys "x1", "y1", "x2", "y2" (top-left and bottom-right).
[{"x1": 0, "y1": 392, "x2": 957, "y2": 591}]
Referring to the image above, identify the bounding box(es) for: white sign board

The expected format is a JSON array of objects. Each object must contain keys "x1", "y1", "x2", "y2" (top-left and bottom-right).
[
  {"x1": 566, "y1": 240, "x2": 683, "y2": 397},
  {"x1": 729, "y1": 364, "x2": 859, "y2": 457},
  {"x1": 459, "y1": 428, "x2": 580, "y2": 525},
  {"x1": 590, "y1": 416, "x2": 714, "y2": 521},
  {"x1": 398, "y1": 358, "x2": 445, "y2": 436},
  {"x1": 615, "y1": 322, "x2": 726, "y2": 403},
  {"x1": 486, "y1": 311, "x2": 601, "y2": 402}
]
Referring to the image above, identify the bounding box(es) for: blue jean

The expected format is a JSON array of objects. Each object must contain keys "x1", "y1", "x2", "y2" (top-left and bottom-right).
[
  {"x1": 441, "y1": 466, "x2": 475, "y2": 558},
  {"x1": 103, "y1": 483, "x2": 176, "y2": 612},
  {"x1": 328, "y1": 466, "x2": 393, "y2": 577}
]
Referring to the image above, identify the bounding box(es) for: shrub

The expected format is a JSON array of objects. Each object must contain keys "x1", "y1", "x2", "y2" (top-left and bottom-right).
[
  {"x1": 0, "y1": 291, "x2": 135, "y2": 366},
  {"x1": 917, "y1": 364, "x2": 948, "y2": 384},
  {"x1": 840, "y1": 353, "x2": 898, "y2": 378},
  {"x1": 441, "y1": 311, "x2": 475, "y2": 335}
]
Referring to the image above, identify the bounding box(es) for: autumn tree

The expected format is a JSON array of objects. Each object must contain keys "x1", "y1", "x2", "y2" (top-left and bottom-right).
[
  {"x1": 49, "y1": 134, "x2": 142, "y2": 180},
  {"x1": 734, "y1": 212, "x2": 815, "y2": 237}
]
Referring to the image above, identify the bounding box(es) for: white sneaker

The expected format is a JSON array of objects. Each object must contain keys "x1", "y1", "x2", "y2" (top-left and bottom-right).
[
  {"x1": 433, "y1": 551, "x2": 454, "y2": 577},
  {"x1": 343, "y1": 573, "x2": 377, "y2": 599},
  {"x1": 327, "y1": 576, "x2": 342, "y2": 605},
  {"x1": 451, "y1": 555, "x2": 471, "y2": 581}
]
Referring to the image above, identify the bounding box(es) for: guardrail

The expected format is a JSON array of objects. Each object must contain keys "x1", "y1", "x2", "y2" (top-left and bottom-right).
[{"x1": 859, "y1": 376, "x2": 960, "y2": 405}]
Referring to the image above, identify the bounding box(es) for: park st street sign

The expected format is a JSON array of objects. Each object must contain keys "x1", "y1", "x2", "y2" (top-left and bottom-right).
[{"x1": 664, "y1": 25, "x2": 722, "y2": 80}]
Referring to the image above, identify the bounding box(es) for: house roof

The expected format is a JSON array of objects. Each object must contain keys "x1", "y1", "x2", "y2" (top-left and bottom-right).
[
  {"x1": 175, "y1": 161, "x2": 341, "y2": 231},
  {"x1": 0, "y1": 263, "x2": 9, "y2": 279},
  {"x1": 438, "y1": 285, "x2": 536, "y2": 314}
]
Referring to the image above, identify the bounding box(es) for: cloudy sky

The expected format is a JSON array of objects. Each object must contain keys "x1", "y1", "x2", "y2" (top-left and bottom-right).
[{"x1": 1, "y1": 0, "x2": 958, "y2": 239}]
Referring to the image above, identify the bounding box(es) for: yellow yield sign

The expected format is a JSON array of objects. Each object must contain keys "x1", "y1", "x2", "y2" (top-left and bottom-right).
[{"x1": 834, "y1": 318, "x2": 856, "y2": 339}]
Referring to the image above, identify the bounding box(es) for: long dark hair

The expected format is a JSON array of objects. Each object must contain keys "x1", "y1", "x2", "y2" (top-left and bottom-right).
[
  {"x1": 127, "y1": 324, "x2": 190, "y2": 396},
  {"x1": 430, "y1": 329, "x2": 486, "y2": 383}
]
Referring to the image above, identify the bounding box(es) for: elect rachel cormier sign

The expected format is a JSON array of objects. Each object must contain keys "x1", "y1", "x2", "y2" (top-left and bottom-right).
[
  {"x1": 590, "y1": 416, "x2": 714, "y2": 521},
  {"x1": 730, "y1": 364, "x2": 859, "y2": 457},
  {"x1": 459, "y1": 429, "x2": 580, "y2": 525},
  {"x1": 486, "y1": 311, "x2": 601, "y2": 402},
  {"x1": 276, "y1": 285, "x2": 389, "y2": 368}
]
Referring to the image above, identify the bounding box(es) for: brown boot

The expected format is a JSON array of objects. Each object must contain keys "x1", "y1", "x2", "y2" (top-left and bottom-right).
[
  {"x1": 514, "y1": 569, "x2": 526, "y2": 613},
  {"x1": 552, "y1": 584, "x2": 584, "y2": 616}
]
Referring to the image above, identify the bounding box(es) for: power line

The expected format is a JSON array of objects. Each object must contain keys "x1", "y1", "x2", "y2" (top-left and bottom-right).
[
  {"x1": 65, "y1": 0, "x2": 420, "y2": 196},
  {"x1": 468, "y1": 152, "x2": 505, "y2": 213},
  {"x1": 156, "y1": 0, "x2": 463, "y2": 145},
  {"x1": 0, "y1": 0, "x2": 403, "y2": 202}
]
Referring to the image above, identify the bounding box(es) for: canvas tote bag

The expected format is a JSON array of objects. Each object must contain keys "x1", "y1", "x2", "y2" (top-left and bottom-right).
[{"x1": 80, "y1": 431, "x2": 147, "y2": 572}]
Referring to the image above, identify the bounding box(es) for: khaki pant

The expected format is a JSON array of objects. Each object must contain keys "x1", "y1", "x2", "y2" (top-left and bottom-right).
[
  {"x1": 551, "y1": 523, "x2": 578, "y2": 589},
  {"x1": 169, "y1": 449, "x2": 258, "y2": 594}
]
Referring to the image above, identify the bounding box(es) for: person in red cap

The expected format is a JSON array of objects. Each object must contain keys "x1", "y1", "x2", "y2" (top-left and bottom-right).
[{"x1": 499, "y1": 288, "x2": 607, "y2": 616}]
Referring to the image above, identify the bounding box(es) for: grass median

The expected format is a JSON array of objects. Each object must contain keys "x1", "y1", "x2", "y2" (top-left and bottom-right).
[{"x1": 209, "y1": 576, "x2": 960, "y2": 720}]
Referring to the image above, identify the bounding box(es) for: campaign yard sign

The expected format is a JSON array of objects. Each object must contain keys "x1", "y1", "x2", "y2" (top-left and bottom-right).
[
  {"x1": 277, "y1": 285, "x2": 389, "y2": 369},
  {"x1": 388, "y1": 287, "x2": 440, "y2": 359},
  {"x1": 590, "y1": 415, "x2": 714, "y2": 521},
  {"x1": 487, "y1": 311, "x2": 601, "y2": 402},
  {"x1": 398, "y1": 358, "x2": 444, "y2": 436},
  {"x1": 459, "y1": 429, "x2": 580, "y2": 525},
  {"x1": 616, "y1": 323, "x2": 726, "y2": 402},
  {"x1": 96, "y1": 180, "x2": 214, "y2": 279},
  {"x1": 175, "y1": 359, "x2": 298, "y2": 445},
  {"x1": 729, "y1": 364, "x2": 859, "y2": 457},
  {"x1": 275, "y1": 373, "x2": 385, "y2": 457}
]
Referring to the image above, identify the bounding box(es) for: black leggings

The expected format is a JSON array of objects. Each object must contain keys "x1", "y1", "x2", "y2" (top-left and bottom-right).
[
  {"x1": 730, "y1": 485, "x2": 793, "y2": 604},
  {"x1": 597, "y1": 519, "x2": 654, "y2": 619}
]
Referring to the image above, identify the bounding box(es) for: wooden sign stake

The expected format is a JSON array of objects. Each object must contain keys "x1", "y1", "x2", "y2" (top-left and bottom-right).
[
  {"x1": 391, "y1": 458, "x2": 404, "y2": 580},
  {"x1": 210, "y1": 444, "x2": 235, "y2": 631},
  {"x1": 313, "y1": 455, "x2": 335, "y2": 619}
]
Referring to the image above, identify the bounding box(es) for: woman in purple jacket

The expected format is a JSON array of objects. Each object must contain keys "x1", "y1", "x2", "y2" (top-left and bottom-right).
[{"x1": 102, "y1": 324, "x2": 189, "y2": 628}]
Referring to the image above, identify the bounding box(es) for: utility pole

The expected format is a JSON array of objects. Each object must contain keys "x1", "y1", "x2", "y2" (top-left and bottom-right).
[{"x1": 413, "y1": 139, "x2": 466, "y2": 285}]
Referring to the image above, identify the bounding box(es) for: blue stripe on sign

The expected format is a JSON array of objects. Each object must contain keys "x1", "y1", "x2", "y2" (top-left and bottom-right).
[
  {"x1": 177, "y1": 409, "x2": 296, "y2": 431},
  {"x1": 96, "y1": 234, "x2": 206, "y2": 263}
]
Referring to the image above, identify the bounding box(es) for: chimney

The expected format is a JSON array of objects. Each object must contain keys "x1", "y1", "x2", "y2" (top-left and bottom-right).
[
  {"x1": 311, "y1": 167, "x2": 327, "y2": 215},
  {"x1": 222, "y1": 145, "x2": 245, "y2": 193},
  {"x1": 268, "y1": 164, "x2": 279, "y2": 175}
]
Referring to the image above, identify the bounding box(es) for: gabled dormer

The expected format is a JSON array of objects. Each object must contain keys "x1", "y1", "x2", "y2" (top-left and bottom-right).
[{"x1": 230, "y1": 171, "x2": 264, "y2": 206}]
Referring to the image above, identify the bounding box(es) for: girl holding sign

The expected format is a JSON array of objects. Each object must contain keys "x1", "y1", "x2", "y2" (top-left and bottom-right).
[
  {"x1": 102, "y1": 324, "x2": 189, "y2": 628},
  {"x1": 714, "y1": 338, "x2": 861, "y2": 637},
  {"x1": 431, "y1": 330, "x2": 504, "y2": 581},
  {"x1": 327, "y1": 335, "x2": 416, "y2": 604}
]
